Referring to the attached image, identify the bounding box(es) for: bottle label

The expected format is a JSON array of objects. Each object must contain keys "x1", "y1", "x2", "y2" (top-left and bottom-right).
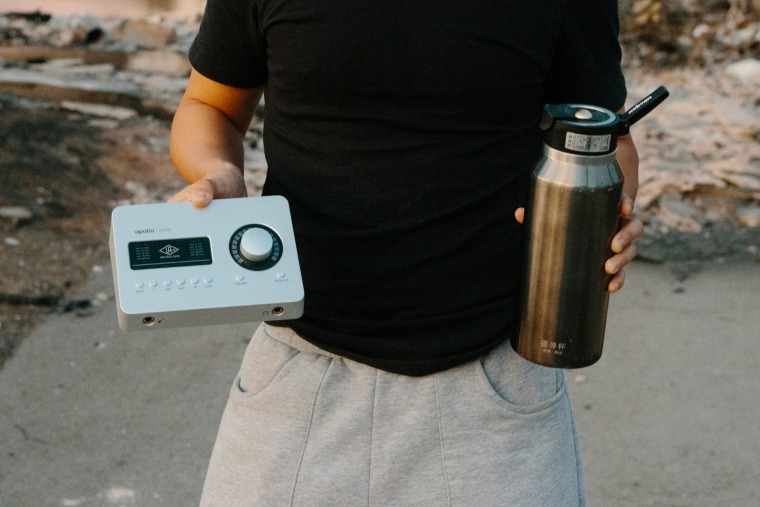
[{"x1": 564, "y1": 132, "x2": 611, "y2": 153}]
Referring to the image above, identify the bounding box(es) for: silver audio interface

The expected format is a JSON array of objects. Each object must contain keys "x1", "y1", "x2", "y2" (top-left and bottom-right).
[{"x1": 109, "y1": 196, "x2": 304, "y2": 331}]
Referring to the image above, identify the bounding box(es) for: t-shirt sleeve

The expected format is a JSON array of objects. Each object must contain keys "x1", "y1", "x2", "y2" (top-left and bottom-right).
[
  {"x1": 546, "y1": 0, "x2": 626, "y2": 111},
  {"x1": 189, "y1": 0, "x2": 267, "y2": 88}
]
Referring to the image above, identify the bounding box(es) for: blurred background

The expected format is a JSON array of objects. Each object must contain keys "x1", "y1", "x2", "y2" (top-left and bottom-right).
[
  {"x1": 0, "y1": 0, "x2": 205, "y2": 19},
  {"x1": 0, "y1": 1, "x2": 759, "y2": 506},
  {"x1": 1, "y1": 0, "x2": 758, "y2": 361}
]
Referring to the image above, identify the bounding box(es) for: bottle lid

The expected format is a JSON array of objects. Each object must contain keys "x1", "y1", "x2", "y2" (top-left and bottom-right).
[
  {"x1": 540, "y1": 104, "x2": 619, "y2": 155},
  {"x1": 539, "y1": 86, "x2": 670, "y2": 156}
]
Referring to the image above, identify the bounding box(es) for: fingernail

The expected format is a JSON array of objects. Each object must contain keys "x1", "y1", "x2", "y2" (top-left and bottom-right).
[{"x1": 194, "y1": 191, "x2": 211, "y2": 204}]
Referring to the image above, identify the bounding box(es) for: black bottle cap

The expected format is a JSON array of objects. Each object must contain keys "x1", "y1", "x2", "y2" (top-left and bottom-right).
[
  {"x1": 540, "y1": 104, "x2": 619, "y2": 155},
  {"x1": 540, "y1": 86, "x2": 670, "y2": 156}
]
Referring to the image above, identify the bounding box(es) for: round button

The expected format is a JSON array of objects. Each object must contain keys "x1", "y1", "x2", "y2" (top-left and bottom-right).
[
  {"x1": 239, "y1": 228, "x2": 274, "y2": 263},
  {"x1": 574, "y1": 108, "x2": 593, "y2": 120}
]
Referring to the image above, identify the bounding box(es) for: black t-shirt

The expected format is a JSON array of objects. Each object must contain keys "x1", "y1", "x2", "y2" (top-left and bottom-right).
[{"x1": 190, "y1": 0, "x2": 626, "y2": 375}]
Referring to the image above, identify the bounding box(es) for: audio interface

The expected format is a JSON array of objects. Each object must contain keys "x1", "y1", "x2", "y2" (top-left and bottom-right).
[{"x1": 109, "y1": 196, "x2": 304, "y2": 331}]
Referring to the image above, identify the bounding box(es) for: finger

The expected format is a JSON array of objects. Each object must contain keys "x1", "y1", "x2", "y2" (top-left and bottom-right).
[
  {"x1": 606, "y1": 242, "x2": 638, "y2": 276},
  {"x1": 514, "y1": 207, "x2": 525, "y2": 224},
  {"x1": 608, "y1": 268, "x2": 625, "y2": 293},
  {"x1": 167, "y1": 184, "x2": 203, "y2": 203},
  {"x1": 167, "y1": 187, "x2": 192, "y2": 203},
  {"x1": 619, "y1": 193, "x2": 635, "y2": 217},
  {"x1": 167, "y1": 179, "x2": 215, "y2": 207},
  {"x1": 190, "y1": 189, "x2": 213, "y2": 208},
  {"x1": 611, "y1": 217, "x2": 644, "y2": 253}
]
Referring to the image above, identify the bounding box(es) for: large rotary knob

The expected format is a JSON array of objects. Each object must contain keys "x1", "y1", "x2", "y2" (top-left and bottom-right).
[
  {"x1": 229, "y1": 224, "x2": 283, "y2": 271},
  {"x1": 240, "y1": 227, "x2": 274, "y2": 262}
]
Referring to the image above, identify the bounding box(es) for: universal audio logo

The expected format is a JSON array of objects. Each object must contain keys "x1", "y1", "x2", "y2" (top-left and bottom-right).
[{"x1": 159, "y1": 244, "x2": 180, "y2": 257}]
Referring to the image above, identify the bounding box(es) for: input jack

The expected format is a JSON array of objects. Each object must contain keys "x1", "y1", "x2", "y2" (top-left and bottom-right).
[
  {"x1": 143, "y1": 316, "x2": 156, "y2": 326},
  {"x1": 271, "y1": 307, "x2": 285, "y2": 316}
]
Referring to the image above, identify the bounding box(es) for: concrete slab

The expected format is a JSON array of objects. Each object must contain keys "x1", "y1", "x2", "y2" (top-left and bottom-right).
[
  {"x1": 571, "y1": 260, "x2": 760, "y2": 507},
  {"x1": 0, "y1": 267, "x2": 254, "y2": 506},
  {"x1": 0, "y1": 259, "x2": 758, "y2": 506}
]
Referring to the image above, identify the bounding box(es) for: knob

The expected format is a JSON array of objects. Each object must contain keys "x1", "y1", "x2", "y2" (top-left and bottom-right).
[{"x1": 239, "y1": 227, "x2": 273, "y2": 263}]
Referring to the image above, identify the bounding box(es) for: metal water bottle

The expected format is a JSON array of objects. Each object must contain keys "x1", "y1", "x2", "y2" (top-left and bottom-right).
[{"x1": 512, "y1": 87, "x2": 669, "y2": 368}]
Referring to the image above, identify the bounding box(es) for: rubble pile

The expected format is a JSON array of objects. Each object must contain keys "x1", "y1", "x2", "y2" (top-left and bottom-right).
[
  {"x1": 619, "y1": 0, "x2": 760, "y2": 67},
  {"x1": 0, "y1": 11, "x2": 268, "y2": 198},
  {"x1": 0, "y1": 12, "x2": 198, "y2": 117}
]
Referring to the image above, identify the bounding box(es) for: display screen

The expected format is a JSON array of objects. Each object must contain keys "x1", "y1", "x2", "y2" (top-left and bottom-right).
[{"x1": 128, "y1": 237, "x2": 212, "y2": 270}]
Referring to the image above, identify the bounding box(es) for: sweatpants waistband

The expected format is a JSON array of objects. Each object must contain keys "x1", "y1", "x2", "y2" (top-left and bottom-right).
[{"x1": 263, "y1": 324, "x2": 344, "y2": 360}]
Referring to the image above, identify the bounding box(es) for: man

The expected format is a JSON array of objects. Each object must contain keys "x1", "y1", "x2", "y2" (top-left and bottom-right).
[{"x1": 169, "y1": 0, "x2": 643, "y2": 504}]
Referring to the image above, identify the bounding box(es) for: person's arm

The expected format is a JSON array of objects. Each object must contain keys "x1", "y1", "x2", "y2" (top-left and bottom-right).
[{"x1": 168, "y1": 68, "x2": 264, "y2": 207}]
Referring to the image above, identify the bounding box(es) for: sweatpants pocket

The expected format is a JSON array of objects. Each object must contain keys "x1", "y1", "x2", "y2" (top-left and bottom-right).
[
  {"x1": 476, "y1": 338, "x2": 566, "y2": 414},
  {"x1": 233, "y1": 324, "x2": 300, "y2": 398}
]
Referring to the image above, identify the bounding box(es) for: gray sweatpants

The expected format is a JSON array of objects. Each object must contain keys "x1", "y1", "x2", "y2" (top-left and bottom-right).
[{"x1": 200, "y1": 324, "x2": 585, "y2": 506}]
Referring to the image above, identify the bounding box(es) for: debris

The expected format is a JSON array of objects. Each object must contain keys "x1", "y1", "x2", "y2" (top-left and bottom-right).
[
  {"x1": 0, "y1": 207, "x2": 33, "y2": 227},
  {"x1": 736, "y1": 206, "x2": 760, "y2": 227},
  {"x1": 0, "y1": 291, "x2": 63, "y2": 307},
  {"x1": 60, "y1": 101, "x2": 138, "y2": 120},
  {"x1": 104, "y1": 487, "x2": 136, "y2": 503},
  {"x1": 119, "y1": 19, "x2": 177, "y2": 49},
  {"x1": 58, "y1": 299, "x2": 95, "y2": 317},
  {"x1": 126, "y1": 49, "x2": 191, "y2": 76},
  {"x1": 725, "y1": 58, "x2": 760, "y2": 83}
]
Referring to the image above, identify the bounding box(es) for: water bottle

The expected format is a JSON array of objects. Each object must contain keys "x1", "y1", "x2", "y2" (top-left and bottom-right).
[{"x1": 512, "y1": 87, "x2": 669, "y2": 368}]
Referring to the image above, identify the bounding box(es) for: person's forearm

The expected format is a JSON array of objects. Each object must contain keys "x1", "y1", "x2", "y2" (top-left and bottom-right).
[
  {"x1": 616, "y1": 133, "x2": 639, "y2": 202},
  {"x1": 616, "y1": 103, "x2": 639, "y2": 203},
  {"x1": 167, "y1": 71, "x2": 262, "y2": 205},
  {"x1": 170, "y1": 99, "x2": 248, "y2": 184}
]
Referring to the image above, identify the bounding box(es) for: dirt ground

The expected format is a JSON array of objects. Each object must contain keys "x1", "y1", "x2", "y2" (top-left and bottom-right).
[{"x1": 0, "y1": 93, "x2": 185, "y2": 365}]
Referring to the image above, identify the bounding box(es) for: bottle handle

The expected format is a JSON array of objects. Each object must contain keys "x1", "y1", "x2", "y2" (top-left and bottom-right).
[{"x1": 617, "y1": 86, "x2": 670, "y2": 136}]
